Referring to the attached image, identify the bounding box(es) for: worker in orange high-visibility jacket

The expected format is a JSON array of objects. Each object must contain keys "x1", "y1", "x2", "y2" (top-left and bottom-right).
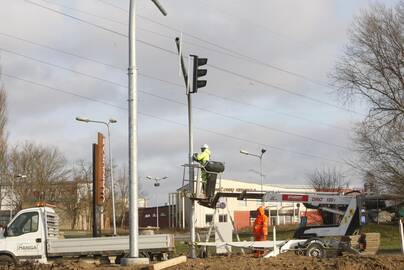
[{"x1": 253, "y1": 206, "x2": 268, "y2": 257}]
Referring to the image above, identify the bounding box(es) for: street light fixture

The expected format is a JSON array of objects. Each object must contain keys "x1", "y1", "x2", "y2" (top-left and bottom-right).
[
  {"x1": 76, "y1": 116, "x2": 118, "y2": 236},
  {"x1": 10, "y1": 174, "x2": 27, "y2": 219},
  {"x1": 240, "y1": 148, "x2": 267, "y2": 195},
  {"x1": 145, "y1": 176, "x2": 167, "y2": 228}
]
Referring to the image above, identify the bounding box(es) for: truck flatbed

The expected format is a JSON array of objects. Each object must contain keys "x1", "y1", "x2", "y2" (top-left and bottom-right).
[{"x1": 47, "y1": 234, "x2": 175, "y2": 257}]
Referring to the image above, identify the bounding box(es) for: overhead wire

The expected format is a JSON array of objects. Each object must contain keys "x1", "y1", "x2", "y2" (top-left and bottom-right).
[
  {"x1": 24, "y1": 0, "x2": 363, "y2": 116},
  {"x1": 94, "y1": 0, "x2": 334, "y2": 89},
  {"x1": 24, "y1": 0, "x2": 363, "y2": 117},
  {"x1": 0, "y1": 71, "x2": 345, "y2": 164},
  {"x1": 0, "y1": 46, "x2": 351, "y2": 150},
  {"x1": 0, "y1": 30, "x2": 347, "y2": 132},
  {"x1": 36, "y1": 0, "x2": 127, "y2": 26},
  {"x1": 0, "y1": 32, "x2": 125, "y2": 71}
]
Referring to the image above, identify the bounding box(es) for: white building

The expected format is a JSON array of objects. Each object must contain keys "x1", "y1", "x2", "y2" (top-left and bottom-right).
[{"x1": 168, "y1": 179, "x2": 315, "y2": 229}]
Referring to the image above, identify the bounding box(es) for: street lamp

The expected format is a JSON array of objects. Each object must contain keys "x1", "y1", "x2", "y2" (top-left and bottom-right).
[
  {"x1": 145, "y1": 176, "x2": 168, "y2": 228},
  {"x1": 76, "y1": 116, "x2": 118, "y2": 236},
  {"x1": 10, "y1": 174, "x2": 27, "y2": 219},
  {"x1": 240, "y1": 149, "x2": 267, "y2": 194},
  {"x1": 125, "y1": 0, "x2": 166, "y2": 265}
]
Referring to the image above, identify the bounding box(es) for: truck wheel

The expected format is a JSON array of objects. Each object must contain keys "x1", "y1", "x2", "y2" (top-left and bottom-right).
[
  {"x1": 0, "y1": 255, "x2": 16, "y2": 266},
  {"x1": 306, "y1": 243, "x2": 326, "y2": 258}
]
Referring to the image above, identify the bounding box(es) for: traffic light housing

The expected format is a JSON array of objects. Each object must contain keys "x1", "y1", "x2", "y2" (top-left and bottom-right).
[{"x1": 190, "y1": 55, "x2": 207, "y2": 93}]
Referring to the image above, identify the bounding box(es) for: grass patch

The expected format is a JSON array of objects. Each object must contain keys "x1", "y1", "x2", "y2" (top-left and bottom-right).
[{"x1": 362, "y1": 223, "x2": 401, "y2": 250}]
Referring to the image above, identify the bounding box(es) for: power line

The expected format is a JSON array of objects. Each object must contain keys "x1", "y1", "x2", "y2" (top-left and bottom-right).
[
  {"x1": 0, "y1": 31, "x2": 346, "y2": 131},
  {"x1": 0, "y1": 47, "x2": 350, "y2": 150},
  {"x1": 0, "y1": 71, "x2": 345, "y2": 164},
  {"x1": 95, "y1": 0, "x2": 334, "y2": 89},
  {"x1": 0, "y1": 72, "x2": 125, "y2": 109},
  {"x1": 24, "y1": 0, "x2": 361, "y2": 116},
  {"x1": 0, "y1": 32, "x2": 125, "y2": 71},
  {"x1": 96, "y1": 0, "x2": 127, "y2": 13},
  {"x1": 207, "y1": 63, "x2": 362, "y2": 115},
  {"x1": 24, "y1": 0, "x2": 127, "y2": 37},
  {"x1": 140, "y1": 90, "x2": 352, "y2": 151},
  {"x1": 37, "y1": 0, "x2": 127, "y2": 26},
  {"x1": 0, "y1": 47, "x2": 127, "y2": 88}
]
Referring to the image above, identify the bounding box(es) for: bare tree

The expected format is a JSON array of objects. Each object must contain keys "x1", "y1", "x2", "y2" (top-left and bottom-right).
[
  {"x1": 306, "y1": 167, "x2": 349, "y2": 192},
  {"x1": 0, "y1": 88, "x2": 7, "y2": 208},
  {"x1": 7, "y1": 142, "x2": 69, "y2": 210},
  {"x1": 114, "y1": 166, "x2": 129, "y2": 229},
  {"x1": 354, "y1": 122, "x2": 404, "y2": 193},
  {"x1": 331, "y1": 2, "x2": 404, "y2": 192}
]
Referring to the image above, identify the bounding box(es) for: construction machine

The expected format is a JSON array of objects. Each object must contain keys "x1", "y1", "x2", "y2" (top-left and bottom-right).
[{"x1": 193, "y1": 188, "x2": 403, "y2": 258}]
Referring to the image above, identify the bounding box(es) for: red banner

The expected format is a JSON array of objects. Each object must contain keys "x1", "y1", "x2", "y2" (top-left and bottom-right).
[{"x1": 282, "y1": 194, "x2": 309, "y2": 202}]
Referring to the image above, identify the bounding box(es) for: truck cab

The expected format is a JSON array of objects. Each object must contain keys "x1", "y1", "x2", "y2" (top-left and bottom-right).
[
  {"x1": 0, "y1": 206, "x2": 174, "y2": 265},
  {"x1": 0, "y1": 207, "x2": 54, "y2": 264}
]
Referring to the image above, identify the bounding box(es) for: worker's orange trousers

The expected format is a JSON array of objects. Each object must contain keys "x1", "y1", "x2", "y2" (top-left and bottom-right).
[{"x1": 254, "y1": 235, "x2": 267, "y2": 257}]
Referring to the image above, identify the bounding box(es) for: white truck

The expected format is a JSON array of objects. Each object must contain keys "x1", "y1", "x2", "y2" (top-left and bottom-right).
[{"x1": 0, "y1": 206, "x2": 175, "y2": 265}]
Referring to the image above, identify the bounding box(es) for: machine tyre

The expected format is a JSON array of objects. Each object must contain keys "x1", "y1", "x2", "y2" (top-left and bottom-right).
[
  {"x1": 306, "y1": 243, "x2": 326, "y2": 258},
  {"x1": 0, "y1": 255, "x2": 16, "y2": 266}
]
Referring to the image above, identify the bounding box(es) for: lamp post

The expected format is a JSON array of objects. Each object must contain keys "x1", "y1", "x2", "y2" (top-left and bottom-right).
[
  {"x1": 10, "y1": 174, "x2": 27, "y2": 220},
  {"x1": 146, "y1": 176, "x2": 167, "y2": 228},
  {"x1": 125, "y1": 1, "x2": 166, "y2": 265},
  {"x1": 76, "y1": 116, "x2": 118, "y2": 236},
  {"x1": 240, "y1": 149, "x2": 267, "y2": 194}
]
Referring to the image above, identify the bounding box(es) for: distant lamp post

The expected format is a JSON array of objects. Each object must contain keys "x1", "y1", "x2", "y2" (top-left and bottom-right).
[
  {"x1": 145, "y1": 176, "x2": 167, "y2": 228},
  {"x1": 76, "y1": 116, "x2": 118, "y2": 236},
  {"x1": 10, "y1": 174, "x2": 27, "y2": 219},
  {"x1": 240, "y1": 149, "x2": 267, "y2": 194}
]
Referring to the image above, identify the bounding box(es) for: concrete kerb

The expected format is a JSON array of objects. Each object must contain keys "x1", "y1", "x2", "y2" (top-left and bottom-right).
[{"x1": 121, "y1": 257, "x2": 150, "y2": 266}]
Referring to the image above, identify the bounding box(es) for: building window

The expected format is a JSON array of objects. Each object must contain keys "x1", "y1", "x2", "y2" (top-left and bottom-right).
[
  {"x1": 238, "y1": 199, "x2": 247, "y2": 206},
  {"x1": 160, "y1": 213, "x2": 166, "y2": 217},
  {"x1": 205, "y1": 214, "x2": 213, "y2": 224},
  {"x1": 219, "y1": 214, "x2": 227, "y2": 223},
  {"x1": 145, "y1": 214, "x2": 151, "y2": 218}
]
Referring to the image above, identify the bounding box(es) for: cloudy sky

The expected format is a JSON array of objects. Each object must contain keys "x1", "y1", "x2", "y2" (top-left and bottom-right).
[{"x1": 0, "y1": 0, "x2": 399, "y2": 205}]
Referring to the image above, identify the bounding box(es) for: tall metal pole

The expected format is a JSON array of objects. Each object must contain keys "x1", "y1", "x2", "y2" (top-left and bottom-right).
[
  {"x1": 156, "y1": 198, "x2": 159, "y2": 228},
  {"x1": 188, "y1": 91, "x2": 196, "y2": 258},
  {"x1": 106, "y1": 124, "x2": 117, "y2": 236},
  {"x1": 259, "y1": 156, "x2": 264, "y2": 206},
  {"x1": 123, "y1": 1, "x2": 165, "y2": 265},
  {"x1": 260, "y1": 156, "x2": 263, "y2": 194},
  {"x1": 127, "y1": 0, "x2": 140, "y2": 261},
  {"x1": 175, "y1": 37, "x2": 196, "y2": 258}
]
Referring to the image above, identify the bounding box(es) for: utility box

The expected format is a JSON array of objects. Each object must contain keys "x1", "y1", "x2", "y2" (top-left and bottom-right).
[{"x1": 215, "y1": 222, "x2": 233, "y2": 254}]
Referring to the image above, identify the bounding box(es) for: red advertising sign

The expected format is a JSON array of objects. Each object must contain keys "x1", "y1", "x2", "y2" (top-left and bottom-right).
[{"x1": 282, "y1": 194, "x2": 309, "y2": 202}]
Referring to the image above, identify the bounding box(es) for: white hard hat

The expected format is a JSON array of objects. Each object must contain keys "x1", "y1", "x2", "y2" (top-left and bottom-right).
[{"x1": 201, "y1": 144, "x2": 209, "y2": 149}]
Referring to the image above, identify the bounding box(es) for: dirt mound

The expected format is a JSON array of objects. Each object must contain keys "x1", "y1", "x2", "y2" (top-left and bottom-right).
[
  {"x1": 170, "y1": 254, "x2": 404, "y2": 270},
  {"x1": 1, "y1": 254, "x2": 403, "y2": 270}
]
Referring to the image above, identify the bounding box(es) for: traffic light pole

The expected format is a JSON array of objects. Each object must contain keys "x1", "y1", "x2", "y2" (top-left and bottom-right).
[
  {"x1": 175, "y1": 38, "x2": 196, "y2": 258},
  {"x1": 187, "y1": 89, "x2": 197, "y2": 259}
]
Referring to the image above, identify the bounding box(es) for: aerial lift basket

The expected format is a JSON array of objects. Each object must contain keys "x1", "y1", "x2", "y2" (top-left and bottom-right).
[{"x1": 181, "y1": 161, "x2": 225, "y2": 207}]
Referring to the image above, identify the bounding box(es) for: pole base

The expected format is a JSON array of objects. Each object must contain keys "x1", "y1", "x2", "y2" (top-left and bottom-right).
[{"x1": 120, "y1": 257, "x2": 150, "y2": 266}]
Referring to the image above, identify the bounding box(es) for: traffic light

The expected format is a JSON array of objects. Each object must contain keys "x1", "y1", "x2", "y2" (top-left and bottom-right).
[{"x1": 190, "y1": 55, "x2": 207, "y2": 93}]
